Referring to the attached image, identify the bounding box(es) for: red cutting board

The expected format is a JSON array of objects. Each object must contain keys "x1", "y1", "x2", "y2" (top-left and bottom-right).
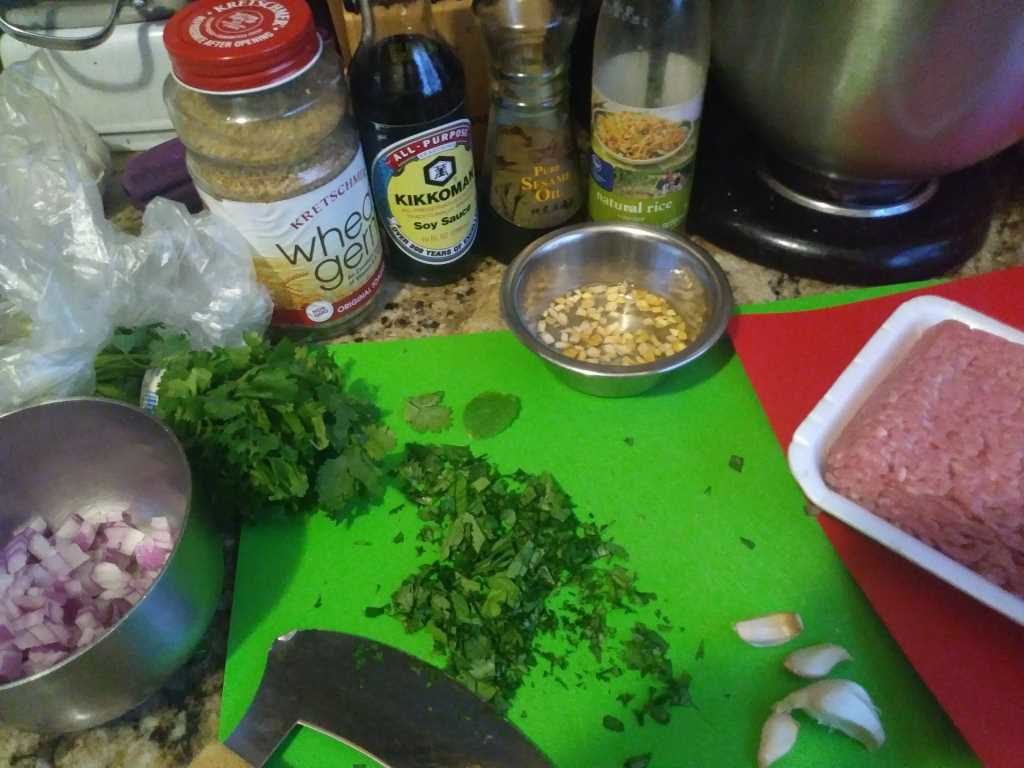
[{"x1": 729, "y1": 266, "x2": 1024, "y2": 768}]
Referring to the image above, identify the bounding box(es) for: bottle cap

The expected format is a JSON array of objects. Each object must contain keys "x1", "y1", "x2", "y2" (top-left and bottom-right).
[{"x1": 163, "y1": 0, "x2": 320, "y2": 94}]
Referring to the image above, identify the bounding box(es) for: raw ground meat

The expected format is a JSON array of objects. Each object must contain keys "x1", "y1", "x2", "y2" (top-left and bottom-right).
[{"x1": 825, "y1": 320, "x2": 1024, "y2": 597}]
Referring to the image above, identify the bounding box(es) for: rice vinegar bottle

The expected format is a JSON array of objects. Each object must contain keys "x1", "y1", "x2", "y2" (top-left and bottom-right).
[{"x1": 588, "y1": 0, "x2": 710, "y2": 230}]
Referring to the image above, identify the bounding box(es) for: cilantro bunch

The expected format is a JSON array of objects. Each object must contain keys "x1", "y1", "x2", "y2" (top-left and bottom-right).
[{"x1": 94, "y1": 326, "x2": 394, "y2": 525}]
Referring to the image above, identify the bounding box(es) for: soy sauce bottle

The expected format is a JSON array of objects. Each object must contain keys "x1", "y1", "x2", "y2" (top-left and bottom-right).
[{"x1": 349, "y1": 0, "x2": 479, "y2": 284}]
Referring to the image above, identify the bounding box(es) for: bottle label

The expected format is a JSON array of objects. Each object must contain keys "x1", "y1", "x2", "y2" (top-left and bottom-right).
[
  {"x1": 370, "y1": 119, "x2": 478, "y2": 265},
  {"x1": 199, "y1": 152, "x2": 384, "y2": 329},
  {"x1": 588, "y1": 87, "x2": 702, "y2": 229},
  {"x1": 488, "y1": 123, "x2": 581, "y2": 230}
]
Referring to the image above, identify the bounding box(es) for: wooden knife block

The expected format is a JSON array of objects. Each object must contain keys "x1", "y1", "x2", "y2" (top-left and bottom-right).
[{"x1": 327, "y1": 0, "x2": 492, "y2": 163}]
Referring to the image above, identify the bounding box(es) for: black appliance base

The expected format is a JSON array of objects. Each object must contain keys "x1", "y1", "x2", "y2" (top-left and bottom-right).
[{"x1": 688, "y1": 102, "x2": 995, "y2": 286}]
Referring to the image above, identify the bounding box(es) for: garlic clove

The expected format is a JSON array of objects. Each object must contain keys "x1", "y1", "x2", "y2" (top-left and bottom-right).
[
  {"x1": 733, "y1": 612, "x2": 804, "y2": 647},
  {"x1": 784, "y1": 643, "x2": 852, "y2": 678},
  {"x1": 758, "y1": 711, "x2": 799, "y2": 768},
  {"x1": 774, "y1": 679, "x2": 885, "y2": 751}
]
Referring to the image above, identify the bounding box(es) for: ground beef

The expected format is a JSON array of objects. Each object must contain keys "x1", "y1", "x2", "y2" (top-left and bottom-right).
[{"x1": 825, "y1": 320, "x2": 1024, "y2": 597}]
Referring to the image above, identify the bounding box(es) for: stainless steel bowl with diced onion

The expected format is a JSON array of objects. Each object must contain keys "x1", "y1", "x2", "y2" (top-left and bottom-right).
[
  {"x1": 501, "y1": 223, "x2": 733, "y2": 397},
  {"x1": 0, "y1": 398, "x2": 223, "y2": 733}
]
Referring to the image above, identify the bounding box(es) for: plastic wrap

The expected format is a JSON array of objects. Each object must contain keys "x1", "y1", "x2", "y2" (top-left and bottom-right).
[{"x1": 0, "y1": 55, "x2": 272, "y2": 413}]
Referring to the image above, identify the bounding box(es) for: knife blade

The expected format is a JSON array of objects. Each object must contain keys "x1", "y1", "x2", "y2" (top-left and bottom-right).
[{"x1": 189, "y1": 629, "x2": 553, "y2": 768}]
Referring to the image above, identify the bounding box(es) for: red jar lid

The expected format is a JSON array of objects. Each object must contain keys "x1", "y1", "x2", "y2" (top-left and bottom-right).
[{"x1": 163, "y1": 0, "x2": 320, "y2": 93}]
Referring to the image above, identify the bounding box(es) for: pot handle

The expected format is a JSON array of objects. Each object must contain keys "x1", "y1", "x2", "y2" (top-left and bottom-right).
[{"x1": 0, "y1": 0, "x2": 128, "y2": 51}]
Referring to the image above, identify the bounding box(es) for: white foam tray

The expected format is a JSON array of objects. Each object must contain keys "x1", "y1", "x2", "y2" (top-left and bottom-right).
[{"x1": 788, "y1": 295, "x2": 1024, "y2": 625}]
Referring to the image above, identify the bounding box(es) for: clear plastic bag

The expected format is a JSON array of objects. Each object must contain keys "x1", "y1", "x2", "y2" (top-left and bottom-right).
[{"x1": 0, "y1": 55, "x2": 272, "y2": 413}]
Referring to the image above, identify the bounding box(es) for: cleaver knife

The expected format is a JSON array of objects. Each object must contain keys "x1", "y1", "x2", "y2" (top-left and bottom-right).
[{"x1": 189, "y1": 629, "x2": 554, "y2": 768}]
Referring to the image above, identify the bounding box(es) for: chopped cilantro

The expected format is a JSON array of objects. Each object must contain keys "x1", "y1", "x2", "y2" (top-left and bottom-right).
[
  {"x1": 729, "y1": 454, "x2": 744, "y2": 472},
  {"x1": 740, "y1": 536, "x2": 755, "y2": 549},
  {"x1": 379, "y1": 444, "x2": 693, "y2": 723},
  {"x1": 603, "y1": 715, "x2": 625, "y2": 732}
]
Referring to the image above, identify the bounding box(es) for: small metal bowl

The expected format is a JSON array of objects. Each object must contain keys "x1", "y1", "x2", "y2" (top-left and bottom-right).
[
  {"x1": 0, "y1": 398, "x2": 223, "y2": 733},
  {"x1": 501, "y1": 222, "x2": 733, "y2": 397}
]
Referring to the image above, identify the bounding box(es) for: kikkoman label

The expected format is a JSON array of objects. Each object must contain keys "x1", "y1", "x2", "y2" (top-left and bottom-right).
[
  {"x1": 199, "y1": 152, "x2": 384, "y2": 329},
  {"x1": 371, "y1": 119, "x2": 478, "y2": 265}
]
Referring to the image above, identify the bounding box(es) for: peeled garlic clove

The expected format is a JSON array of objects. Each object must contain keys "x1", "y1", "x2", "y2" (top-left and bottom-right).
[
  {"x1": 733, "y1": 612, "x2": 804, "y2": 647},
  {"x1": 774, "y1": 679, "x2": 885, "y2": 751},
  {"x1": 758, "y1": 711, "x2": 799, "y2": 768},
  {"x1": 784, "y1": 643, "x2": 852, "y2": 678}
]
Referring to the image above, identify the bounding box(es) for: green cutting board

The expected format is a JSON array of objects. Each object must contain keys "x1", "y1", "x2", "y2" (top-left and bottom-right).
[{"x1": 220, "y1": 330, "x2": 976, "y2": 768}]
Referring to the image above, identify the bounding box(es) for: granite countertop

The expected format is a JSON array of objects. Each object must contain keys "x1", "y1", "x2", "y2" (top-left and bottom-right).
[{"x1": 1, "y1": 147, "x2": 1020, "y2": 767}]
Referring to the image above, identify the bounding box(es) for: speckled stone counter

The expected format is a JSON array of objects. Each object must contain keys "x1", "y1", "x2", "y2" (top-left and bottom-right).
[{"x1": 0, "y1": 147, "x2": 1019, "y2": 767}]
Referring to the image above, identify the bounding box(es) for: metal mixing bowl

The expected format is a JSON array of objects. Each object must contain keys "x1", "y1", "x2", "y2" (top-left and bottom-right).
[
  {"x1": 0, "y1": 398, "x2": 223, "y2": 733},
  {"x1": 711, "y1": 1, "x2": 1024, "y2": 181},
  {"x1": 502, "y1": 222, "x2": 733, "y2": 397}
]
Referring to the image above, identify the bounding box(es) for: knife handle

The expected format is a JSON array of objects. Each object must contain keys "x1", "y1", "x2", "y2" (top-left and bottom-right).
[{"x1": 189, "y1": 743, "x2": 253, "y2": 768}]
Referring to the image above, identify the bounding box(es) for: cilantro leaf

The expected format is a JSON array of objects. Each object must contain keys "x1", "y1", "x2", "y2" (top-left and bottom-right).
[
  {"x1": 462, "y1": 392, "x2": 520, "y2": 439},
  {"x1": 316, "y1": 455, "x2": 356, "y2": 511},
  {"x1": 403, "y1": 391, "x2": 453, "y2": 433}
]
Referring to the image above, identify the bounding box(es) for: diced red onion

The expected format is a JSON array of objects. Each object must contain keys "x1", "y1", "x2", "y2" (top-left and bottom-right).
[
  {"x1": 41, "y1": 554, "x2": 72, "y2": 578},
  {"x1": 73, "y1": 520, "x2": 97, "y2": 551},
  {"x1": 25, "y1": 644, "x2": 68, "y2": 674},
  {"x1": 82, "y1": 506, "x2": 128, "y2": 525},
  {"x1": 11, "y1": 608, "x2": 43, "y2": 632},
  {"x1": 13, "y1": 518, "x2": 46, "y2": 536},
  {"x1": 28, "y1": 564, "x2": 55, "y2": 587},
  {"x1": 28, "y1": 535, "x2": 55, "y2": 562},
  {"x1": 53, "y1": 515, "x2": 82, "y2": 542},
  {"x1": 0, "y1": 649, "x2": 22, "y2": 681},
  {"x1": 0, "y1": 512, "x2": 177, "y2": 683},
  {"x1": 74, "y1": 609, "x2": 99, "y2": 630},
  {"x1": 100, "y1": 550, "x2": 132, "y2": 571},
  {"x1": 63, "y1": 579, "x2": 83, "y2": 598},
  {"x1": 55, "y1": 542, "x2": 89, "y2": 571},
  {"x1": 5, "y1": 544, "x2": 27, "y2": 575},
  {"x1": 13, "y1": 632, "x2": 38, "y2": 650},
  {"x1": 135, "y1": 541, "x2": 170, "y2": 571},
  {"x1": 92, "y1": 563, "x2": 130, "y2": 594},
  {"x1": 13, "y1": 591, "x2": 45, "y2": 611},
  {"x1": 76, "y1": 626, "x2": 105, "y2": 648}
]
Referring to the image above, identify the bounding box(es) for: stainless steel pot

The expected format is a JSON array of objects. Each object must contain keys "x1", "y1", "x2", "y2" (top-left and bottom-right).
[
  {"x1": 0, "y1": 398, "x2": 223, "y2": 734},
  {"x1": 711, "y1": 0, "x2": 1024, "y2": 181}
]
